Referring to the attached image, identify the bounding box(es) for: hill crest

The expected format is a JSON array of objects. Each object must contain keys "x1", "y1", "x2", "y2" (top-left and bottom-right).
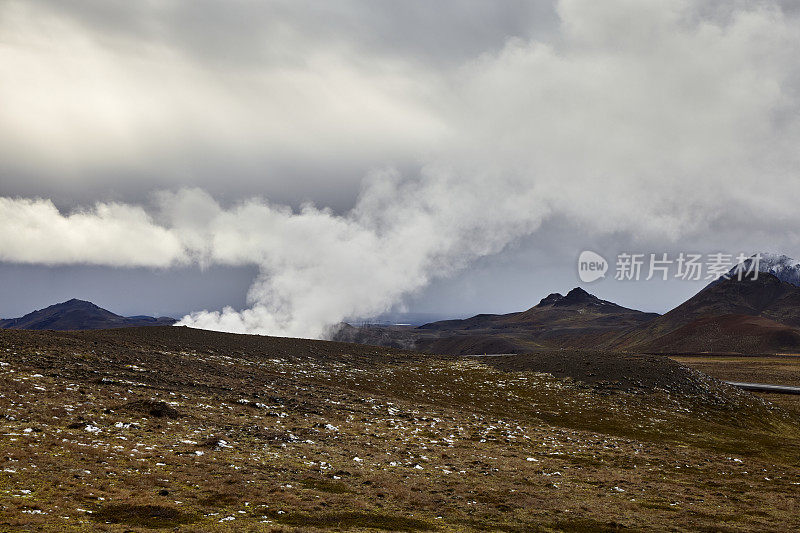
[{"x1": 0, "y1": 299, "x2": 175, "y2": 331}]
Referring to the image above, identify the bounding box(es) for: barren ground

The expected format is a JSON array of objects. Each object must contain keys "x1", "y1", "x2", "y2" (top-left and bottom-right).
[
  {"x1": 673, "y1": 354, "x2": 800, "y2": 416},
  {"x1": 0, "y1": 327, "x2": 798, "y2": 532}
]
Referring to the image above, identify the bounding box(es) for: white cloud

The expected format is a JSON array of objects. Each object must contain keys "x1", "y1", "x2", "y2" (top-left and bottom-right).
[{"x1": 0, "y1": 197, "x2": 184, "y2": 267}]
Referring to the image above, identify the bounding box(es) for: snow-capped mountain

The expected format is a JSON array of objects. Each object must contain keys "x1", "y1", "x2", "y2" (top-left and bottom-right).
[{"x1": 727, "y1": 253, "x2": 800, "y2": 287}]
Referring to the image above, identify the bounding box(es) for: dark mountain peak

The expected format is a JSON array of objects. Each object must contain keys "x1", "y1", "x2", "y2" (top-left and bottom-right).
[
  {"x1": 554, "y1": 287, "x2": 603, "y2": 307},
  {"x1": 535, "y1": 287, "x2": 606, "y2": 308},
  {"x1": 562, "y1": 287, "x2": 596, "y2": 302},
  {"x1": 536, "y1": 293, "x2": 564, "y2": 306},
  {"x1": 55, "y1": 298, "x2": 102, "y2": 309},
  {"x1": 0, "y1": 299, "x2": 175, "y2": 331},
  {"x1": 723, "y1": 253, "x2": 800, "y2": 288},
  {"x1": 704, "y1": 271, "x2": 787, "y2": 294},
  {"x1": 693, "y1": 272, "x2": 800, "y2": 315},
  {"x1": 617, "y1": 271, "x2": 800, "y2": 352},
  {"x1": 628, "y1": 272, "x2": 800, "y2": 351},
  {"x1": 417, "y1": 286, "x2": 657, "y2": 352}
]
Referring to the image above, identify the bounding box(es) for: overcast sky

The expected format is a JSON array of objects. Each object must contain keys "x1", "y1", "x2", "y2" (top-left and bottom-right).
[{"x1": 2, "y1": 0, "x2": 800, "y2": 336}]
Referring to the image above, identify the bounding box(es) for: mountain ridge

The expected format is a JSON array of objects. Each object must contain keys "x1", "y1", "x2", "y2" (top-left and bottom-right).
[
  {"x1": 724, "y1": 253, "x2": 800, "y2": 287},
  {"x1": 0, "y1": 299, "x2": 176, "y2": 331},
  {"x1": 335, "y1": 287, "x2": 660, "y2": 354},
  {"x1": 610, "y1": 273, "x2": 800, "y2": 352}
]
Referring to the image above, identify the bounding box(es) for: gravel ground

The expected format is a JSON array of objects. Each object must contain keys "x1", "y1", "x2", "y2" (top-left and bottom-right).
[{"x1": 0, "y1": 327, "x2": 798, "y2": 532}]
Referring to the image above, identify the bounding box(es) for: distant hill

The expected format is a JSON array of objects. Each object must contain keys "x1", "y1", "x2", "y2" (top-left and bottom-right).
[
  {"x1": 335, "y1": 288, "x2": 659, "y2": 355},
  {"x1": 0, "y1": 299, "x2": 176, "y2": 331},
  {"x1": 336, "y1": 268, "x2": 800, "y2": 355},
  {"x1": 614, "y1": 274, "x2": 800, "y2": 352},
  {"x1": 420, "y1": 288, "x2": 658, "y2": 332},
  {"x1": 635, "y1": 314, "x2": 800, "y2": 354}
]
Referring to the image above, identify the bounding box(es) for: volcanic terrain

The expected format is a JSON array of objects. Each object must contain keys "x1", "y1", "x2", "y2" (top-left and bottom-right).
[{"x1": 0, "y1": 326, "x2": 799, "y2": 531}]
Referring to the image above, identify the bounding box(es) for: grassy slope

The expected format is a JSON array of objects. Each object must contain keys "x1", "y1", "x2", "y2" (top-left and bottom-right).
[{"x1": 0, "y1": 328, "x2": 798, "y2": 531}]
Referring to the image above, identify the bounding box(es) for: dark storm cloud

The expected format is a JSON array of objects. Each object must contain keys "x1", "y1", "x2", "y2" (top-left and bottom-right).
[
  {"x1": 7, "y1": 0, "x2": 558, "y2": 207},
  {"x1": 31, "y1": 0, "x2": 558, "y2": 69}
]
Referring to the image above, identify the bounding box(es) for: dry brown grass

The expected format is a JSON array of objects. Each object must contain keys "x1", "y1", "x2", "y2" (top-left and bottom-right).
[{"x1": 0, "y1": 328, "x2": 798, "y2": 531}]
